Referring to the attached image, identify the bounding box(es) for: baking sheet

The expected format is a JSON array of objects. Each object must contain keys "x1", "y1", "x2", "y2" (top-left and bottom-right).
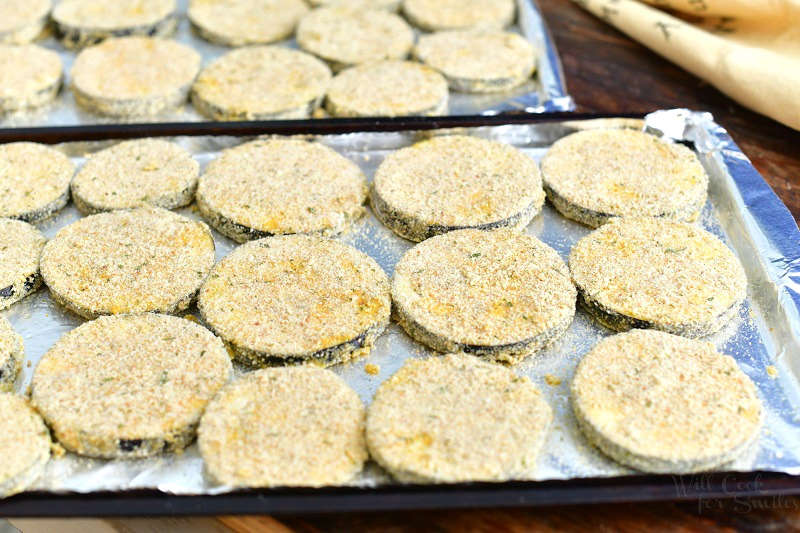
[
  {"x1": 0, "y1": 0, "x2": 574, "y2": 129},
  {"x1": 4, "y1": 109, "x2": 800, "y2": 496}
]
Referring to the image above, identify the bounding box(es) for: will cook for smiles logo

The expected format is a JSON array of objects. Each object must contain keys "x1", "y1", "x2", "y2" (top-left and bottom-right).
[{"x1": 672, "y1": 473, "x2": 800, "y2": 513}]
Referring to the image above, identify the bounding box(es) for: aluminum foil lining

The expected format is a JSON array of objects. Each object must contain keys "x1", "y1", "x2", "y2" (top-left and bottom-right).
[
  {"x1": 0, "y1": 0, "x2": 574, "y2": 129},
  {"x1": 5, "y1": 109, "x2": 800, "y2": 495}
]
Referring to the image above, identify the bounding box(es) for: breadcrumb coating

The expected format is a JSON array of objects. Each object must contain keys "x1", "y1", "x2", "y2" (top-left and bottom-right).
[
  {"x1": 32, "y1": 313, "x2": 232, "y2": 458},
  {"x1": 0, "y1": 45, "x2": 62, "y2": 112},
  {"x1": 541, "y1": 129, "x2": 708, "y2": 227},
  {"x1": 325, "y1": 60, "x2": 448, "y2": 117},
  {"x1": 199, "y1": 366, "x2": 367, "y2": 487},
  {"x1": 392, "y1": 229, "x2": 576, "y2": 363},
  {"x1": 191, "y1": 46, "x2": 331, "y2": 120},
  {"x1": 572, "y1": 329, "x2": 762, "y2": 473},
  {"x1": 71, "y1": 138, "x2": 199, "y2": 214},
  {"x1": 188, "y1": 0, "x2": 309, "y2": 46},
  {"x1": 0, "y1": 393, "x2": 50, "y2": 498},
  {"x1": 0, "y1": 142, "x2": 74, "y2": 222},
  {"x1": 569, "y1": 217, "x2": 747, "y2": 337},
  {"x1": 402, "y1": 0, "x2": 515, "y2": 31},
  {"x1": 71, "y1": 37, "x2": 200, "y2": 116},
  {"x1": 371, "y1": 135, "x2": 544, "y2": 241},
  {"x1": 414, "y1": 30, "x2": 535, "y2": 93},
  {"x1": 198, "y1": 235, "x2": 390, "y2": 367},
  {"x1": 367, "y1": 353, "x2": 552, "y2": 482},
  {"x1": 196, "y1": 139, "x2": 366, "y2": 241},
  {"x1": 40, "y1": 207, "x2": 215, "y2": 319},
  {"x1": 297, "y1": 7, "x2": 413, "y2": 71}
]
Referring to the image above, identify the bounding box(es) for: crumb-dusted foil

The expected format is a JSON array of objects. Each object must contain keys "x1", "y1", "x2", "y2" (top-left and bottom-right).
[
  {"x1": 0, "y1": 0, "x2": 573, "y2": 129},
  {"x1": 5, "y1": 109, "x2": 800, "y2": 495}
]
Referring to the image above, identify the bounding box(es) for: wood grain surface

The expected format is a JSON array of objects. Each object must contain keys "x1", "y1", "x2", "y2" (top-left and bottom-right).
[{"x1": 205, "y1": 1, "x2": 800, "y2": 531}]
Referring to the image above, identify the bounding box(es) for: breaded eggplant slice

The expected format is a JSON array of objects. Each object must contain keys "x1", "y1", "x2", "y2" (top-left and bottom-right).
[
  {"x1": 198, "y1": 235, "x2": 390, "y2": 368},
  {"x1": 310, "y1": 0, "x2": 399, "y2": 9},
  {"x1": 0, "y1": 393, "x2": 51, "y2": 498},
  {"x1": 540, "y1": 129, "x2": 709, "y2": 228},
  {"x1": 32, "y1": 313, "x2": 232, "y2": 459},
  {"x1": 188, "y1": 0, "x2": 309, "y2": 46},
  {"x1": 52, "y1": 0, "x2": 177, "y2": 49},
  {"x1": 0, "y1": 142, "x2": 74, "y2": 222},
  {"x1": 0, "y1": 219, "x2": 46, "y2": 312},
  {"x1": 0, "y1": 318, "x2": 24, "y2": 393},
  {"x1": 199, "y1": 366, "x2": 367, "y2": 487},
  {"x1": 0, "y1": 45, "x2": 62, "y2": 112},
  {"x1": 569, "y1": 217, "x2": 747, "y2": 338},
  {"x1": 71, "y1": 138, "x2": 199, "y2": 214},
  {"x1": 414, "y1": 30, "x2": 535, "y2": 93},
  {"x1": 40, "y1": 207, "x2": 215, "y2": 319},
  {"x1": 392, "y1": 229, "x2": 576, "y2": 364},
  {"x1": 191, "y1": 46, "x2": 331, "y2": 120},
  {"x1": 71, "y1": 37, "x2": 201, "y2": 117},
  {"x1": 371, "y1": 135, "x2": 544, "y2": 242},
  {"x1": 402, "y1": 0, "x2": 515, "y2": 31},
  {"x1": 296, "y1": 7, "x2": 413, "y2": 72},
  {"x1": 572, "y1": 329, "x2": 762, "y2": 473},
  {"x1": 325, "y1": 60, "x2": 448, "y2": 117},
  {"x1": 196, "y1": 139, "x2": 367, "y2": 242},
  {"x1": 367, "y1": 353, "x2": 552, "y2": 482},
  {"x1": 0, "y1": 0, "x2": 51, "y2": 45}
]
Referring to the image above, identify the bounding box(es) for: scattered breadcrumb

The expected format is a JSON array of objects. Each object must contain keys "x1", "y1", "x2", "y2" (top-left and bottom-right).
[{"x1": 544, "y1": 374, "x2": 561, "y2": 386}]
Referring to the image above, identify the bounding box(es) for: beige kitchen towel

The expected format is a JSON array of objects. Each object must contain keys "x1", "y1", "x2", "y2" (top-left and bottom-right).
[{"x1": 573, "y1": 0, "x2": 800, "y2": 130}]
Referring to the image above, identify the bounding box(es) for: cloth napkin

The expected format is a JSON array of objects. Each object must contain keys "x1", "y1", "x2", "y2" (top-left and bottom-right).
[{"x1": 573, "y1": 0, "x2": 800, "y2": 131}]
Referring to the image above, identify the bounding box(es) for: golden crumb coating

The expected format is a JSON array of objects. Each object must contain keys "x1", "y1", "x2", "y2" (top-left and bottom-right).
[
  {"x1": 71, "y1": 37, "x2": 200, "y2": 116},
  {"x1": 40, "y1": 207, "x2": 215, "y2": 319},
  {"x1": 199, "y1": 366, "x2": 367, "y2": 487},
  {"x1": 572, "y1": 329, "x2": 762, "y2": 473},
  {"x1": 189, "y1": 0, "x2": 308, "y2": 46},
  {"x1": 0, "y1": 393, "x2": 51, "y2": 497},
  {"x1": 367, "y1": 353, "x2": 552, "y2": 482},
  {"x1": 402, "y1": 0, "x2": 515, "y2": 31},
  {"x1": 32, "y1": 313, "x2": 232, "y2": 458},
  {"x1": 297, "y1": 7, "x2": 413, "y2": 71},
  {"x1": 325, "y1": 60, "x2": 448, "y2": 117},
  {"x1": 196, "y1": 139, "x2": 366, "y2": 241},
  {"x1": 541, "y1": 129, "x2": 708, "y2": 227},
  {"x1": 569, "y1": 217, "x2": 746, "y2": 337},
  {"x1": 414, "y1": 30, "x2": 535, "y2": 93},
  {"x1": 372, "y1": 135, "x2": 544, "y2": 241},
  {"x1": 191, "y1": 46, "x2": 331, "y2": 120},
  {"x1": 71, "y1": 138, "x2": 199, "y2": 214},
  {"x1": 392, "y1": 229, "x2": 575, "y2": 363},
  {"x1": 0, "y1": 142, "x2": 73, "y2": 222},
  {"x1": 198, "y1": 235, "x2": 390, "y2": 367}
]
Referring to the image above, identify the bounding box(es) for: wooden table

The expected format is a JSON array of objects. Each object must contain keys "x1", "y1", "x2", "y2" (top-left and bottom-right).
[{"x1": 208, "y1": 1, "x2": 800, "y2": 531}]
